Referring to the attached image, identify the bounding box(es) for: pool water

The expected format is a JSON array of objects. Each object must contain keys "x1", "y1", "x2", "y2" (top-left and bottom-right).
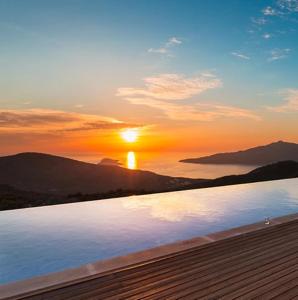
[{"x1": 1, "y1": 178, "x2": 297, "y2": 284}]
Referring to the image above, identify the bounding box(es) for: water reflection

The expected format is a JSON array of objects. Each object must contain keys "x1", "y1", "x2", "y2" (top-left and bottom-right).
[
  {"x1": 122, "y1": 180, "x2": 298, "y2": 222},
  {"x1": 126, "y1": 151, "x2": 137, "y2": 169},
  {"x1": 122, "y1": 194, "x2": 214, "y2": 222}
]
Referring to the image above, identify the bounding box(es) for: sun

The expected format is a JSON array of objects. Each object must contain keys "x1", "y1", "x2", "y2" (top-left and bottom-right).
[{"x1": 121, "y1": 129, "x2": 139, "y2": 143}]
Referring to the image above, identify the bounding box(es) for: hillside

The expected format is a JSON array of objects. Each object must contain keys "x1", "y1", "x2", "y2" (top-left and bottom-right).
[
  {"x1": 180, "y1": 141, "x2": 298, "y2": 165},
  {"x1": 0, "y1": 159, "x2": 297, "y2": 211},
  {"x1": 0, "y1": 152, "x2": 200, "y2": 195},
  {"x1": 188, "y1": 160, "x2": 298, "y2": 189}
]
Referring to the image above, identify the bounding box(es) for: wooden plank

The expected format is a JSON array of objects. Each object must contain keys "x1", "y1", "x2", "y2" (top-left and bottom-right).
[
  {"x1": 195, "y1": 258, "x2": 297, "y2": 300},
  {"x1": 138, "y1": 245, "x2": 297, "y2": 300},
  {"x1": 234, "y1": 271, "x2": 298, "y2": 300},
  {"x1": 260, "y1": 277, "x2": 298, "y2": 300}
]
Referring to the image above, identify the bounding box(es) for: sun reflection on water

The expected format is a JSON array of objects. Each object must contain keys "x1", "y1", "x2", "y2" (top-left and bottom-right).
[{"x1": 127, "y1": 151, "x2": 137, "y2": 169}]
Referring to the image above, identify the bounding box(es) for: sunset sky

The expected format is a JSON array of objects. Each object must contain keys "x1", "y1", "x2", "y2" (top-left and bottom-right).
[{"x1": 1, "y1": 0, "x2": 298, "y2": 155}]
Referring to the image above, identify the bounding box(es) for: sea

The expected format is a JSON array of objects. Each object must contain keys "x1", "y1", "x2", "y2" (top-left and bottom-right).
[{"x1": 71, "y1": 151, "x2": 258, "y2": 179}]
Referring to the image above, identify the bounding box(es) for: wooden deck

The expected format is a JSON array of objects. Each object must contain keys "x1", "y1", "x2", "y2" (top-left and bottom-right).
[{"x1": 1, "y1": 214, "x2": 298, "y2": 300}]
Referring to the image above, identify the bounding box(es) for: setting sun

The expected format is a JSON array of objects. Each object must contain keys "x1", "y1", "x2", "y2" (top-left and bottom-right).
[{"x1": 121, "y1": 129, "x2": 139, "y2": 143}]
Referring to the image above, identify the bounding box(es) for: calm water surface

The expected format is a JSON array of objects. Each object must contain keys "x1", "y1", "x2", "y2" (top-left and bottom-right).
[
  {"x1": 75, "y1": 151, "x2": 258, "y2": 178},
  {"x1": 0, "y1": 178, "x2": 297, "y2": 284}
]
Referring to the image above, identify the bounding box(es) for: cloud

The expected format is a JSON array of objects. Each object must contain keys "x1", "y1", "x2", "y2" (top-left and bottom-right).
[
  {"x1": 124, "y1": 97, "x2": 260, "y2": 122},
  {"x1": 0, "y1": 109, "x2": 139, "y2": 134},
  {"x1": 277, "y1": 0, "x2": 298, "y2": 12},
  {"x1": 166, "y1": 37, "x2": 182, "y2": 46},
  {"x1": 200, "y1": 71, "x2": 217, "y2": 78},
  {"x1": 248, "y1": 1, "x2": 296, "y2": 61},
  {"x1": 268, "y1": 48, "x2": 291, "y2": 61},
  {"x1": 74, "y1": 104, "x2": 84, "y2": 108},
  {"x1": 148, "y1": 36, "x2": 182, "y2": 56},
  {"x1": 267, "y1": 89, "x2": 298, "y2": 112},
  {"x1": 251, "y1": 17, "x2": 267, "y2": 25},
  {"x1": 263, "y1": 33, "x2": 272, "y2": 39},
  {"x1": 148, "y1": 47, "x2": 168, "y2": 54},
  {"x1": 117, "y1": 73, "x2": 259, "y2": 122},
  {"x1": 261, "y1": 1, "x2": 298, "y2": 17},
  {"x1": 231, "y1": 52, "x2": 250, "y2": 60},
  {"x1": 262, "y1": 6, "x2": 278, "y2": 15},
  {"x1": 117, "y1": 73, "x2": 222, "y2": 100}
]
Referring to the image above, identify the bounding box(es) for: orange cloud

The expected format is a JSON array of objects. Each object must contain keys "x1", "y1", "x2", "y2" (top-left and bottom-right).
[{"x1": 0, "y1": 109, "x2": 140, "y2": 134}]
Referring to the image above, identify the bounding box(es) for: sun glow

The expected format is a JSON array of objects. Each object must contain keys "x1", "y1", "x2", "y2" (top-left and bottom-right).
[
  {"x1": 127, "y1": 151, "x2": 137, "y2": 169},
  {"x1": 121, "y1": 129, "x2": 139, "y2": 143}
]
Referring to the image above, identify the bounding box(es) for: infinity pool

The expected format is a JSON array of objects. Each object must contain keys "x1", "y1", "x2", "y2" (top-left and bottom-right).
[{"x1": 1, "y1": 178, "x2": 298, "y2": 284}]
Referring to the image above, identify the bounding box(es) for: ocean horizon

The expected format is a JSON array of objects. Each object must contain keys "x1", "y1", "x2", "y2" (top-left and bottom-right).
[{"x1": 70, "y1": 151, "x2": 258, "y2": 179}]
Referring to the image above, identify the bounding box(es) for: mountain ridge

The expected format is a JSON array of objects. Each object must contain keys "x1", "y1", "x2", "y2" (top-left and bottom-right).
[{"x1": 180, "y1": 141, "x2": 298, "y2": 165}]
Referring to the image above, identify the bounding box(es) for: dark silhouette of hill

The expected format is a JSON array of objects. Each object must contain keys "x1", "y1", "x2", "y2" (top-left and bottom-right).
[
  {"x1": 180, "y1": 141, "x2": 298, "y2": 165},
  {"x1": 0, "y1": 184, "x2": 157, "y2": 210},
  {"x1": 0, "y1": 152, "x2": 200, "y2": 195},
  {"x1": 188, "y1": 160, "x2": 298, "y2": 189},
  {"x1": 0, "y1": 159, "x2": 297, "y2": 211},
  {"x1": 0, "y1": 184, "x2": 58, "y2": 210}
]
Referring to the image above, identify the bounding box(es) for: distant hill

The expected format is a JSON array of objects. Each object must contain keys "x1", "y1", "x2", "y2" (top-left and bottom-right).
[
  {"x1": 98, "y1": 158, "x2": 122, "y2": 166},
  {"x1": 188, "y1": 160, "x2": 298, "y2": 189},
  {"x1": 180, "y1": 141, "x2": 298, "y2": 165},
  {"x1": 0, "y1": 159, "x2": 297, "y2": 211},
  {"x1": 0, "y1": 152, "x2": 200, "y2": 195}
]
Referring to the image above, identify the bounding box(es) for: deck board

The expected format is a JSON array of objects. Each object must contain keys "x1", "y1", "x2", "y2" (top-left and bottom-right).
[{"x1": 1, "y1": 215, "x2": 298, "y2": 300}]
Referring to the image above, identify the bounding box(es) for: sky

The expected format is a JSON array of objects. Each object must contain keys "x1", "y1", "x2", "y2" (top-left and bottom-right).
[{"x1": 0, "y1": 0, "x2": 298, "y2": 155}]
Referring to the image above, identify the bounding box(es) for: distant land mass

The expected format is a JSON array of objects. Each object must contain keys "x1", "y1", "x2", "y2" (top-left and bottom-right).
[
  {"x1": 180, "y1": 141, "x2": 298, "y2": 165},
  {"x1": 187, "y1": 160, "x2": 298, "y2": 190},
  {"x1": 0, "y1": 152, "x2": 297, "y2": 210},
  {"x1": 98, "y1": 158, "x2": 122, "y2": 166}
]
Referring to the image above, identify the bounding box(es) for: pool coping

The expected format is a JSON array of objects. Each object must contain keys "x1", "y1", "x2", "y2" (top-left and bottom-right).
[{"x1": 1, "y1": 212, "x2": 298, "y2": 299}]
